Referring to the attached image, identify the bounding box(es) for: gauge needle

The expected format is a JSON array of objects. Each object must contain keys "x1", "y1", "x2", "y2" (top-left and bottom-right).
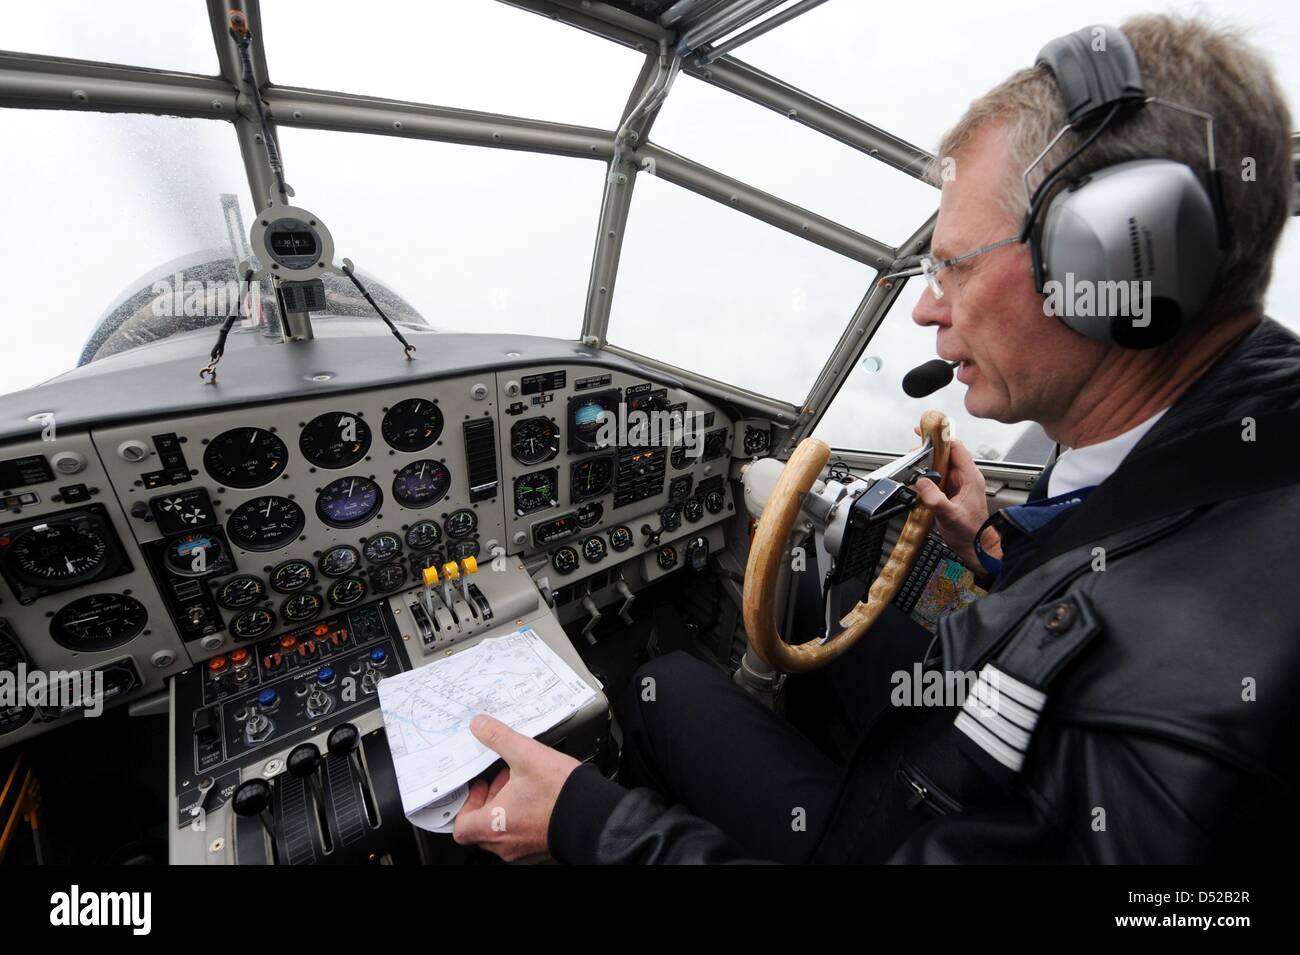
[
  {"x1": 262, "y1": 499, "x2": 273, "y2": 517},
  {"x1": 65, "y1": 556, "x2": 76, "y2": 573},
  {"x1": 347, "y1": 479, "x2": 356, "y2": 496}
]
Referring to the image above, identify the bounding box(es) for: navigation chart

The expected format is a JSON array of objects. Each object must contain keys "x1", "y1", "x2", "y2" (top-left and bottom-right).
[{"x1": 378, "y1": 628, "x2": 598, "y2": 815}]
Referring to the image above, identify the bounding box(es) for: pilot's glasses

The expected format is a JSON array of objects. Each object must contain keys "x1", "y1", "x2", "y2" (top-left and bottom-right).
[{"x1": 881, "y1": 235, "x2": 1021, "y2": 300}]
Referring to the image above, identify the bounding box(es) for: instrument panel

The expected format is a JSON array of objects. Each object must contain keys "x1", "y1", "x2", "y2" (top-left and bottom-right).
[{"x1": 0, "y1": 359, "x2": 746, "y2": 748}]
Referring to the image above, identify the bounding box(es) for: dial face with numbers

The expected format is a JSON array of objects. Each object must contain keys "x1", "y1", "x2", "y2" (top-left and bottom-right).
[
  {"x1": 231, "y1": 607, "x2": 276, "y2": 640},
  {"x1": 582, "y1": 535, "x2": 607, "y2": 563},
  {"x1": 318, "y1": 545, "x2": 359, "y2": 578},
  {"x1": 405, "y1": 520, "x2": 442, "y2": 551},
  {"x1": 382, "y1": 399, "x2": 444, "y2": 452},
  {"x1": 216, "y1": 574, "x2": 266, "y2": 609},
  {"x1": 300, "y1": 413, "x2": 371, "y2": 469},
  {"x1": 7, "y1": 523, "x2": 109, "y2": 586},
  {"x1": 281, "y1": 592, "x2": 324, "y2": 623},
  {"x1": 204, "y1": 427, "x2": 288, "y2": 489},
  {"x1": 510, "y1": 416, "x2": 560, "y2": 465},
  {"x1": 443, "y1": 509, "x2": 478, "y2": 539},
  {"x1": 49, "y1": 593, "x2": 147, "y2": 651},
  {"x1": 392, "y1": 460, "x2": 451, "y2": 509},
  {"x1": 270, "y1": 559, "x2": 315, "y2": 593},
  {"x1": 327, "y1": 576, "x2": 368, "y2": 608},
  {"x1": 316, "y1": 477, "x2": 382, "y2": 529},
  {"x1": 227, "y1": 497, "x2": 305, "y2": 551},
  {"x1": 362, "y1": 532, "x2": 402, "y2": 564}
]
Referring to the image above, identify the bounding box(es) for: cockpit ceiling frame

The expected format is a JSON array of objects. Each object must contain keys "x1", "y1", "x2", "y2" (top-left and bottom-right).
[{"x1": 0, "y1": 0, "x2": 937, "y2": 438}]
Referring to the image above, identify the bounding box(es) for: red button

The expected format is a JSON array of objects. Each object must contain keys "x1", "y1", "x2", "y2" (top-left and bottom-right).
[{"x1": 207, "y1": 656, "x2": 228, "y2": 673}]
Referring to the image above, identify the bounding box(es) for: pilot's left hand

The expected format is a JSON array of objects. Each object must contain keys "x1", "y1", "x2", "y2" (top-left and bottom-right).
[{"x1": 452, "y1": 714, "x2": 581, "y2": 863}]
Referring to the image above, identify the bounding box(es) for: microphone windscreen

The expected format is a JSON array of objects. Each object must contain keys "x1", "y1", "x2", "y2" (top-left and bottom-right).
[{"x1": 902, "y1": 359, "x2": 957, "y2": 398}]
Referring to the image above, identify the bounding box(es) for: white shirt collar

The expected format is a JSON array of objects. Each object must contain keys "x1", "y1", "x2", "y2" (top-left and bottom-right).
[{"x1": 1047, "y1": 407, "x2": 1170, "y2": 499}]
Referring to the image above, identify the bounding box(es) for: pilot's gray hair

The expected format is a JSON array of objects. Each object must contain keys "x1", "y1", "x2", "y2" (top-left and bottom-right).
[{"x1": 929, "y1": 14, "x2": 1293, "y2": 318}]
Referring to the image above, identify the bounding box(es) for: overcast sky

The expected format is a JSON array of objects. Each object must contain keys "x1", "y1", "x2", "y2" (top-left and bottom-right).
[{"x1": 1, "y1": 0, "x2": 1296, "y2": 462}]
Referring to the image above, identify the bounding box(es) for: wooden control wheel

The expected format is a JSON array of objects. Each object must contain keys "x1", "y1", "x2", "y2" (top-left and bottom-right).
[{"x1": 741, "y1": 410, "x2": 951, "y2": 673}]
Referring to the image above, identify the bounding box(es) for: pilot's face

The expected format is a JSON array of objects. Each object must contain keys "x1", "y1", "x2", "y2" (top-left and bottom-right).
[{"x1": 912, "y1": 123, "x2": 1110, "y2": 426}]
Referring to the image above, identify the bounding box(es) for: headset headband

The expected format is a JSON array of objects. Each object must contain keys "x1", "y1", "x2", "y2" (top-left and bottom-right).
[{"x1": 1035, "y1": 25, "x2": 1147, "y2": 128}]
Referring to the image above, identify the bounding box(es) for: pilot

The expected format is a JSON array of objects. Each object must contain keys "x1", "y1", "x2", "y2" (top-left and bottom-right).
[{"x1": 453, "y1": 14, "x2": 1300, "y2": 863}]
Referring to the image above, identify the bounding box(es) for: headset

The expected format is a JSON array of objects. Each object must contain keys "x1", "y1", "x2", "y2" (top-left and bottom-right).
[{"x1": 1023, "y1": 25, "x2": 1229, "y2": 348}]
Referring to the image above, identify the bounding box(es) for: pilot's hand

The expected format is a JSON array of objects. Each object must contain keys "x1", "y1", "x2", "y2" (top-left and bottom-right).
[
  {"x1": 910, "y1": 434, "x2": 998, "y2": 568},
  {"x1": 452, "y1": 714, "x2": 581, "y2": 863}
]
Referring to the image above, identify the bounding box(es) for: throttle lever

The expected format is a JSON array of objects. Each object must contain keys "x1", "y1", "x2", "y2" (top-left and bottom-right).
[
  {"x1": 614, "y1": 573, "x2": 635, "y2": 624},
  {"x1": 580, "y1": 592, "x2": 602, "y2": 644}
]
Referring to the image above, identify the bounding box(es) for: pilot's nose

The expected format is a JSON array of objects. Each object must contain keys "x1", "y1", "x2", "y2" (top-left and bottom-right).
[{"x1": 912, "y1": 285, "x2": 948, "y2": 329}]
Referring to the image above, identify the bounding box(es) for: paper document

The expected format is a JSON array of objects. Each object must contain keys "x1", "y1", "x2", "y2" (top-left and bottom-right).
[{"x1": 377, "y1": 627, "x2": 598, "y2": 829}]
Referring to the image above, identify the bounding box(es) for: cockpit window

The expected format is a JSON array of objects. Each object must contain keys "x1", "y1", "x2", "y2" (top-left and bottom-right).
[
  {"x1": 274, "y1": 126, "x2": 606, "y2": 341},
  {"x1": 5, "y1": 1, "x2": 219, "y2": 74},
  {"x1": 608, "y1": 173, "x2": 874, "y2": 404},
  {"x1": 649, "y1": 76, "x2": 937, "y2": 245},
  {"x1": 814, "y1": 283, "x2": 1045, "y2": 464},
  {"x1": 0, "y1": 109, "x2": 255, "y2": 392},
  {"x1": 260, "y1": 0, "x2": 644, "y2": 130}
]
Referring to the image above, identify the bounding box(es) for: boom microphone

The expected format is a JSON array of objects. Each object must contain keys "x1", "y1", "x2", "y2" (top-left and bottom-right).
[{"x1": 902, "y1": 359, "x2": 960, "y2": 398}]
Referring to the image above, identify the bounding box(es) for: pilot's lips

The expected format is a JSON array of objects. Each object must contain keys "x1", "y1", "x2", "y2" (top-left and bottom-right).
[{"x1": 950, "y1": 358, "x2": 977, "y2": 384}]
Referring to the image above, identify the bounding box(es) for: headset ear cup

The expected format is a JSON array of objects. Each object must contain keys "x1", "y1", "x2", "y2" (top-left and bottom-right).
[
  {"x1": 1109, "y1": 297, "x2": 1181, "y2": 348},
  {"x1": 1036, "y1": 159, "x2": 1222, "y2": 347}
]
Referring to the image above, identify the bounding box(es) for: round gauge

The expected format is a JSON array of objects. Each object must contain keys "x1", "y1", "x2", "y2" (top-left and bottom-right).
[
  {"x1": 216, "y1": 574, "x2": 266, "y2": 609},
  {"x1": 300, "y1": 412, "x2": 371, "y2": 469},
  {"x1": 411, "y1": 550, "x2": 445, "y2": 575},
  {"x1": 392, "y1": 460, "x2": 451, "y2": 509},
  {"x1": 6, "y1": 522, "x2": 109, "y2": 586},
  {"x1": 328, "y1": 576, "x2": 368, "y2": 608},
  {"x1": 231, "y1": 607, "x2": 276, "y2": 640},
  {"x1": 164, "y1": 531, "x2": 225, "y2": 577},
  {"x1": 318, "y1": 545, "x2": 360, "y2": 578},
  {"x1": 281, "y1": 591, "x2": 324, "y2": 624},
  {"x1": 362, "y1": 532, "x2": 402, "y2": 564},
  {"x1": 270, "y1": 558, "x2": 315, "y2": 593},
  {"x1": 227, "y1": 497, "x2": 306, "y2": 551},
  {"x1": 608, "y1": 525, "x2": 634, "y2": 552},
  {"x1": 49, "y1": 594, "x2": 147, "y2": 651},
  {"x1": 704, "y1": 489, "x2": 726, "y2": 514},
  {"x1": 382, "y1": 398, "x2": 444, "y2": 452},
  {"x1": 571, "y1": 456, "x2": 614, "y2": 501},
  {"x1": 743, "y1": 427, "x2": 771, "y2": 457},
  {"x1": 316, "y1": 477, "x2": 383, "y2": 529},
  {"x1": 671, "y1": 446, "x2": 691, "y2": 470},
  {"x1": 444, "y1": 509, "x2": 477, "y2": 539},
  {"x1": 447, "y1": 540, "x2": 479, "y2": 562},
  {"x1": 575, "y1": 501, "x2": 604, "y2": 528},
  {"x1": 551, "y1": 546, "x2": 579, "y2": 576},
  {"x1": 660, "y1": 503, "x2": 682, "y2": 532},
  {"x1": 582, "y1": 536, "x2": 607, "y2": 564},
  {"x1": 657, "y1": 545, "x2": 678, "y2": 570},
  {"x1": 405, "y1": 520, "x2": 442, "y2": 551},
  {"x1": 510, "y1": 417, "x2": 560, "y2": 465},
  {"x1": 683, "y1": 498, "x2": 705, "y2": 523},
  {"x1": 371, "y1": 563, "x2": 408, "y2": 594},
  {"x1": 204, "y1": 427, "x2": 288, "y2": 489},
  {"x1": 513, "y1": 469, "x2": 558, "y2": 516}
]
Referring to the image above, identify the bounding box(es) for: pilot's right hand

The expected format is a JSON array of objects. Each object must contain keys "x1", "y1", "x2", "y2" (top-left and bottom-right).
[{"x1": 910, "y1": 436, "x2": 996, "y2": 568}]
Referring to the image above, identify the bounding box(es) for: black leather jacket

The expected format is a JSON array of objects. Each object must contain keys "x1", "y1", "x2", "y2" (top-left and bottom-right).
[{"x1": 547, "y1": 317, "x2": 1300, "y2": 864}]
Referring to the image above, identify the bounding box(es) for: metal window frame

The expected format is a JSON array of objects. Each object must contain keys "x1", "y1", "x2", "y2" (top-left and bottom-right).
[{"x1": 0, "y1": 0, "x2": 941, "y2": 439}]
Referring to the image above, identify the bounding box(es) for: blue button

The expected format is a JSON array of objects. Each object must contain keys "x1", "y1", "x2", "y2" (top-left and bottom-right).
[
  {"x1": 369, "y1": 648, "x2": 387, "y2": 665},
  {"x1": 317, "y1": 666, "x2": 335, "y2": 685},
  {"x1": 257, "y1": 688, "x2": 278, "y2": 708}
]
